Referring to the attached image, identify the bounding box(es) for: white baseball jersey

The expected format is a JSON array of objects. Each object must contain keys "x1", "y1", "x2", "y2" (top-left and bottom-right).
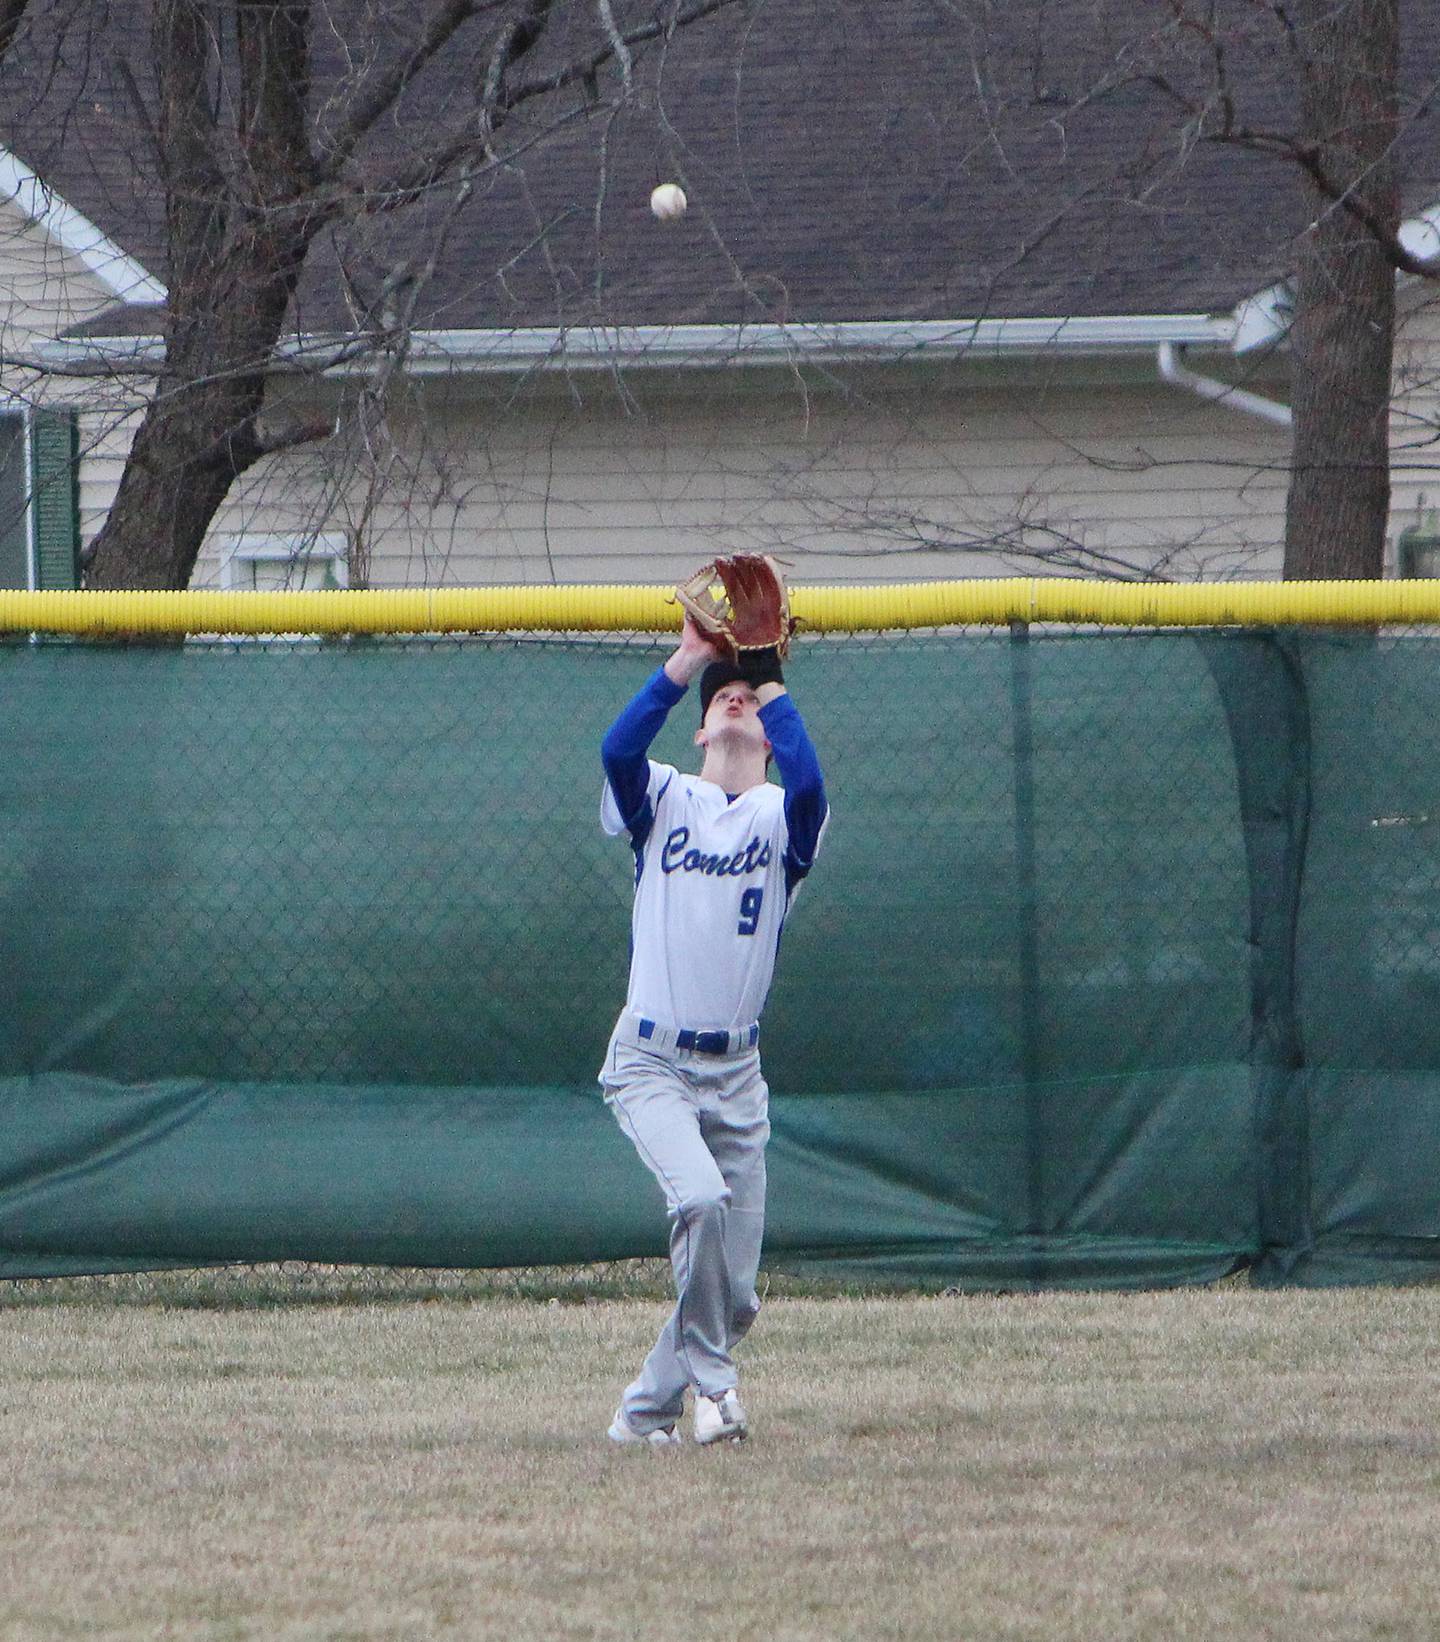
[{"x1": 602, "y1": 760, "x2": 823, "y2": 1031}]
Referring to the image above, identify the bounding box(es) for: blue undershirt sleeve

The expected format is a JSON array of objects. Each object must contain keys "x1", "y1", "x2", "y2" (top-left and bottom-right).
[
  {"x1": 601, "y1": 665, "x2": 686, "y2": 838},
  {"x1": 759, "y1": 693, "x2": 828, "y2": 881}
]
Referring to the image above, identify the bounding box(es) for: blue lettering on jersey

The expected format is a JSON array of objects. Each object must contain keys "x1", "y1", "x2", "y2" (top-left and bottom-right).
[{"x1": 660, "y1": 825, "x2": 773, "y2": 877}]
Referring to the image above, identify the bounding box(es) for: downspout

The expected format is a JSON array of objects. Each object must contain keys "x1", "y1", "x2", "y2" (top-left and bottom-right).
[{"x1": 1157, "y1": 341, "x2": 1292, "y2": 427}]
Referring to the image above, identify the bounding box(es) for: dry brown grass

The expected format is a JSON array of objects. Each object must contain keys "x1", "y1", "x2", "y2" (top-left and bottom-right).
[{"x1": 1, "y1": 1280, "x2": 1438, "y2": 1640}]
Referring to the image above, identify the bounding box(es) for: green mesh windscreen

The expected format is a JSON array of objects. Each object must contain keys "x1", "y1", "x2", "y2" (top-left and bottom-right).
[{"x1": 0, "y1": 628, "x2": 1433, "y2": 1288}]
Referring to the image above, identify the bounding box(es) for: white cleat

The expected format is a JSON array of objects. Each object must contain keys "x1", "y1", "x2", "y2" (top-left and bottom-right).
[
  {"x1": 693, "y1": 1389, "x2": 748, "y2": 1445},
  {"x1": 608, "y1": 1407, "x2": 681, "y2": 1448}
]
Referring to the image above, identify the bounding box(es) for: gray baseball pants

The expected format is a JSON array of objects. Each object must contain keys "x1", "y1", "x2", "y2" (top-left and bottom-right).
[{"x1": 599, "y1": 1015, "x2": 770, "y2": 1434}]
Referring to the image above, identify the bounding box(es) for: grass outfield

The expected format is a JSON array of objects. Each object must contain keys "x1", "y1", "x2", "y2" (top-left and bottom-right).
[{"x1": 1, "y1": 1275, "x2": 1438, "y2": 1640}]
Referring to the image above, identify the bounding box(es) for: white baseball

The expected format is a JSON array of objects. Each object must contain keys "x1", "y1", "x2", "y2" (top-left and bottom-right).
[{"x1": 650, "y1": 182, "x2": 688, "y2": 221}]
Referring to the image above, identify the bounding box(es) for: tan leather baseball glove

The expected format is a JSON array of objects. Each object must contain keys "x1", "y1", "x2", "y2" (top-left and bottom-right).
[{"x1": 673, "y1": 554, "x2": 797, "y2": 657}]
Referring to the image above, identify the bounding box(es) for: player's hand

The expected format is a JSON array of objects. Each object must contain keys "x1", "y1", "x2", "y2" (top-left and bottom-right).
[{"x1": 667, "y1": 613, "x2": 728, "y2": 685}]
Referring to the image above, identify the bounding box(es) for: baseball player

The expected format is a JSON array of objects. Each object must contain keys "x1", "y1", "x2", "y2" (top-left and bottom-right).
[{"x1": 599, "y1": 611, "x2": 828, "y2": 1447}]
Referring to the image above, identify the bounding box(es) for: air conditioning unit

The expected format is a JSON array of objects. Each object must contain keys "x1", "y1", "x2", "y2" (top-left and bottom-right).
[
  {"x1": 1397, "y1": 502, "x2": 1440, "y2": 579},
  {"x1": 215, "y1": 532, "x2": 350, "y2": 590}
]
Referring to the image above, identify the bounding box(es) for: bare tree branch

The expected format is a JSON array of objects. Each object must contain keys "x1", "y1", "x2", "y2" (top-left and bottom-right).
[
  {"x1": 1150, "y1": 1, "x2": 1437, "y2": 280},
  {"x1": 320, "y1": 0, "x2": 496, "y2": 178},
  {"x1": 1206, "y1": 123, "x2": 1439, "y2": 280},
  {"x1": 252, "y1": 411, "x2": 335, "y2": 457},
  {"x1": 0, "y1": 0, "x2": 31, "y2": 67},
  {"x1": 354, "y1": 0, "x2": 741, "y2": 211},
  {"x1": 508, "y1": 0, "x2": 738, "y2": 105},
  {"x1": 480, "y1": 0, "x2": 555, "y2": 126},
  {"x1": 595, "y1": 0, "x2": 634, "y2": 100}
]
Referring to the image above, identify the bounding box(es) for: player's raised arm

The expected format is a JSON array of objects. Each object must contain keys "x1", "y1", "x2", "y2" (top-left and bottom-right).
[
  {"x1": 601, "y1": 615, "x2": 726, "y2": 836},
  {"x1": 752, "y1": 656, "x2": 827, "y2": 884}
]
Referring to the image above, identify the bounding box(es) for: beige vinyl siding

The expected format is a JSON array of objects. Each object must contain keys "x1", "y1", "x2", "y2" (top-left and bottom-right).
[
  {"x1": 192, "y1": 369, "x2": 1294, "y2": 587},
  {"x1": 0, "y1": 198, "x2": 152, "y2": 558},
  {"x1": 74, "y1": 406, "x2": 145, "y2": 554},
  {"x1": 0, "y1": 203, "x2": 126, "y2": 366},
  {"x1": 1391, "y1": 290, "x2": 1440, "y2": 568},
  {"x1": 0, "y1": 202, "x2": 147, "y2": 583}
]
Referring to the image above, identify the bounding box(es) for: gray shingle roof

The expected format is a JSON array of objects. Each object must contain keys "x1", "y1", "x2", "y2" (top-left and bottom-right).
[{"x1": 4, "y1": 0, "x2": 1438, "y2": 339}]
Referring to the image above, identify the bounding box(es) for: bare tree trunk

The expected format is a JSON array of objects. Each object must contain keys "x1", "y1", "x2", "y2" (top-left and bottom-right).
[
  {"x1": 87, "y1": 0, "x2": 316, "y2": 590},
  {"x1": 1283, "y1": 0, "x2": 1400, "y2": 580},
  {"x1": 86, "y1": 373, "x2": 284, "y2": 589}
]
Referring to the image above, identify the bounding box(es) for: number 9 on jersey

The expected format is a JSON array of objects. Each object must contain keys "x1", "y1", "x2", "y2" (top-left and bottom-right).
[{"x1": 738, "y1": 886, "x2": 764, "y2": 936}]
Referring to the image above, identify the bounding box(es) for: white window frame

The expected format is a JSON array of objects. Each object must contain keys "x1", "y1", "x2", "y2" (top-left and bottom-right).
[{"x1": 215, "y1": 532, "x2": 351, "y2": 590}]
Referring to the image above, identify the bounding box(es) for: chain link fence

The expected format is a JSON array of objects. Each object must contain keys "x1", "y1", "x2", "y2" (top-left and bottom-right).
[{"x1": 1, "y1": 623, "x2": 1438, "y2": 1290}]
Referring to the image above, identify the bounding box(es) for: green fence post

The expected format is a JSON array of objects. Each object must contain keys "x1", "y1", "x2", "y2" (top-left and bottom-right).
[{"x1": 1009, "y1": 618, "x2": 1046, "y2": 1285}]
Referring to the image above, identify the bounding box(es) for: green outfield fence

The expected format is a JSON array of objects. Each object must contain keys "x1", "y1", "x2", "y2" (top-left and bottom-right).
[{"x1": 2, "y1": 580, "x2": 1439, "y2": 1289}]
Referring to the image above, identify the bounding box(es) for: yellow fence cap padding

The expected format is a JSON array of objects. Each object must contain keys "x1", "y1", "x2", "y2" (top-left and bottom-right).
[{"x1": 6, "y1": 578, "x2": 1440, "y2": 636}]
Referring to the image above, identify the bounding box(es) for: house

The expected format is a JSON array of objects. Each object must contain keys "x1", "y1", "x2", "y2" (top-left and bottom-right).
[
  {"x1": 0, "y1": 147, "x2": 164, "y2": 590},
  {"x1": 0, "y1": 1, "x2": 1437, "y2": 592}
]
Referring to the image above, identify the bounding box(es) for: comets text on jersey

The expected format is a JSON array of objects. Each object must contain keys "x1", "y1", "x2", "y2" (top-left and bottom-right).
[{"x1": 660, "y1": 826, "x2": 773, "y2": 878}]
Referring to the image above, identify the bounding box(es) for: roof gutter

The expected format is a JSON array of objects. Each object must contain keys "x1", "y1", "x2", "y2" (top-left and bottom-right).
[
  {"x1": 377, "y1": 314, "x2": 1242, "y2": 373},
  {"x1": 36, "y1": 313, "x2": 1239, "y2": 375}
]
